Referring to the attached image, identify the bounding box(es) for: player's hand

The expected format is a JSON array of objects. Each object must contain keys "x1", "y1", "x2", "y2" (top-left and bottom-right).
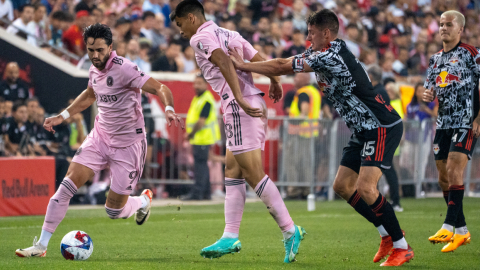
[
  {"x1": 473, "y1": 116, "x2": 480, "y2": 138},
  {"x1": 227, "y1": 46, "x2": 244, "y2": 70},
  {"x1": 269, "y1": 80, "x2": 283, "y2": 103},
  {"x1": 237, "y1": 98, "x2": 263, "y2": 118},
  {"x1": 43, "y1": 115, "x2": 64, "y2": 134},
  {"x1": 423, "y1": 87, "x2": 435, "y2": 102},
  {"x1": 166, "y1": 110, "x2": 185, "y2": 129}
]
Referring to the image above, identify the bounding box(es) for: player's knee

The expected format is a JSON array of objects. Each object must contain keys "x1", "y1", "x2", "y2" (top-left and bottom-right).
[
  {"x1": 333, "y1": 179, "x2": 354, "y2": 199},
  {"x1": 356, "y1": 185, "x2": 376, "y2": 200},
  {"x1": 105, "y1": 206, "x2": 122, "y2": 219}
]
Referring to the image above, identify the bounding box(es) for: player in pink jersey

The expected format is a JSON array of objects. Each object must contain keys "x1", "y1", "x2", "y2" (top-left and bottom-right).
[
  {"x1": 170, "y1": 0, "x2": 306, "y2": 263},
  {"x1": 15, "y1": 24, "x2": 184, "y2": 258}
]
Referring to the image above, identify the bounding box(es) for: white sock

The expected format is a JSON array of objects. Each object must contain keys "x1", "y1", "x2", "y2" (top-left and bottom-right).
[
  {"x1": 377, "y1": 225, "x2": 389, "y2": 237},
  {"x1": 140, "y1": 195, "x2": 148, "y2": 209},
  {"x1": 393, "y1": 237, "x2": 408, "y2": 249},
  {"x1": 442, "y1": 223, "x2": 454, "y2": 232},
  {"x1": 222, "y1": 232, "x2": 239, "y2": 239},
  {"x1": 39, "y1": 230, "x2": 52, "y2": 247},
  {"x1": 282, "y1": 225, "x2": 296, "y2": 239},
  {"x1": 455, "y1": 226, "x2": 468, "y2": 235}
]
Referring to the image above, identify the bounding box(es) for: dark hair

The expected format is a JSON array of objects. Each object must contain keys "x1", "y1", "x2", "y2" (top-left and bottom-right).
[
  {"x1": 143, "y1": 11, "x2": 155, "y2": 20},
  {"x1": 25, "y1": 97, "x2": 39, "y2": 105},
  {"x1": 306, "y1": 9, "x2": 339, "y2": 34},
  {"x1": 12, "y1": 100, "x2": 26, "y2": 112},
  {"x1": 64, "y1": 12, "x2": 74, "y2": 22},
  {"x1": 33, "y1": 3, "x2": 45, "y2": 11},
  {"x1": 410, "y1": 82, "x2": 425, "y2": 105},
  {"x1": 169, "y1": 0, "x2": 205, "y2": 22},
  {"x1": 196, "y1": 73, "x2": 206, "y2": 81},
  {"x1": 0, "y1": 96, "x2": 5, "y2": 103},
  {"x1": 51, "y1": 10, "x2": 66, "y2": 21},
  {"x1": 19, "y1": 4, "x2": 34, "y2": 13},
  {"x1": 83, "y1": 23, "x2": 113, "y2": 46}
]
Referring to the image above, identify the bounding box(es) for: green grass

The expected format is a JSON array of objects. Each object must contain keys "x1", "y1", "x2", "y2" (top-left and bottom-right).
[{"x1": 1, "y1": 198, "x2": 480, "y2": 269}]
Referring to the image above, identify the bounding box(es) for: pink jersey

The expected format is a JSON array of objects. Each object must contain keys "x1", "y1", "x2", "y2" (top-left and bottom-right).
[
  {"x1": 88, "y1": 51, "x2": 151, "y2": 147},
  {"x1": 190, "y1": 21, "x2": 263, "y2": 112}
]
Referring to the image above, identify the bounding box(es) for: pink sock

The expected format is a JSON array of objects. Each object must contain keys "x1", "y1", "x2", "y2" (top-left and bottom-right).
[
  {"x1": 255, "y1": 175, "x2": 294, "y2": 232},
  {"x1": 224, "y1": 178, "x2": 246, "y2": 235},
  {"x1": 42, "y1": 178, "x2": 77, "y2": 233},
  {"x1": 105, "y1": 196, "x2": 142, "y2": 219}
]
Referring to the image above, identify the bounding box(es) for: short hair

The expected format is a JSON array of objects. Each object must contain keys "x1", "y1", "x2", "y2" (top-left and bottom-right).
[
  {"x1": 51, "y1": 10, "x2": 66, "y2": 21},
  {"x1": 12, "y1": 100, "x2": 26, "y2": 112},
  {"x1": 83, "y1": 23, "x2": 113, "y2": 46},
  {"x1": 196, "y1": 73, "x2": 207, "y2": 82},
  {"x1": 306, "y1": 9, "x2": 339, "y2": 35},
  {"x1": 0, "y1": 96, "x2": 5, "y2": 103},
  {"x1": 19, "y1": 4, "x2": 33, "y2": 13},
  {"x1": 26, "y1": 97, "x2": 39, "y2": 105},
  {"x1": 367, "y1": 65, "x2": 383, "y2": 83},
  {"x1": 33, "y1": 3, "x2": 45, "y2": 11},
  {"x1": 170, "y1": 0, "x2": 205, "y2": 22},
  {"x1": 143, "y1": 11, "x2": 155, "y2": 21},
  {"x1": 442, "y1": 10, "x2": 465, "y2": 27}
]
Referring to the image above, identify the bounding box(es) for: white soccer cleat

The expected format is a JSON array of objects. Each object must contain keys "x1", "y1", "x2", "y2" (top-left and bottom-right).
[
  {"x1": 15, "y1": 237, "x2": 47, "y2": 257},
  {"x1": 393, "y1": 205, "x2": 404, "y2": 212},
  {"x1": 135, "y1": 189, "x2": 153, "y2": 225}
]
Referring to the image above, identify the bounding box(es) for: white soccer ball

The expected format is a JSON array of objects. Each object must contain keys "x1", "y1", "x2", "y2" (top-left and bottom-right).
[{"x1": 60, "y1": 230, "x2": 94, "y2": 260}]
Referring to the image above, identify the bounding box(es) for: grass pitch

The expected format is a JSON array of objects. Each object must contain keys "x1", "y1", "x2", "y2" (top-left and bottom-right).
[{"x1": 1, "y1": 198, "x2": 480, "y2": 269}]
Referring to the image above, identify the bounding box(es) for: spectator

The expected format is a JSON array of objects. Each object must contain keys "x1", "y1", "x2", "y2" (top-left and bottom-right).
[
  {"x1": 31, "y1": 105, "x2": 49, "y2": 156},
  {"x1": 143, "y1": 0, "x2": 162, "y2": 14},
  {"x1": 344, "y1": 23, "x2": 361, "y2": 58},
  {"x1": 237, "y1": 16, "x2": 254, "y2": 43},
  {"x1": 281, "y1": 29, "x2": 305, "y2": 58},
  {"x1": 49, "y1": 10, "x2": 68, "y2": 47},
  {"x1": 228, "y1": 0, "x2": 247, "y2": 24},
  {"x1": 75, "y1": 0, "x2": 96, "y2": 13},
  {"x1": 124, "y1": 13, "x2": 145, "y2": 41},
  {"x1": 406, "y1": 83, "x2": 438, "y2": 121},
  {"x1": 6, "y1": 4, "x2": 34, "y2": 39},
  {"x1": 252, "y1": 17, "x2": 270, "y2": 43},
  {"x1": 140, "y1": 11, "x2": 157, "y2": 41},
  {"x1": 0, "y1": 62, "x2": 31, "y2": 102},
  {"x1": 113, "y1": 17, "x2": 131, "y2": 42},
  {"x1": 26, "y1": 3, "x2": 48, "y2": 47},
  {"x1": 126, "y1": 39, "x2": 151, "y2": 73},
  {"x1": 182, "y1": 46, "x2": 197, "y2": 73},
  {"x1": 291, "y1": 0, "x2": 307, "y2": 32},
  {"x1": 151, "y1": 41, "x2": 183, "y2": 72},
  {"x1": 359, "y1": 48, "x2": 377, "y2": 66},
  {"x1": 4, "y1": 100, "x2": 13, "y2": 117},
  {"x1": 25, "y1": 97, "x2": 39, "y2": 133},
  {"x1": 63, "y1": 10, "x2": 89, "y2": 57},
  {"x1": 392, "y1": 47, "x2": 409, "y2": 76},
  {"x1": 150, "y1": 13, "x2": 168, "y2": 50},
  {"x1": 203, "y1": 0, "x2": 218, "y2": 23},
  {"x1": 3, "y1": 100, "x2": 32, "y2": 156},
  {"x1": 249, "y1": 0, "x2": 276, "y2": 24},
  {"x1": 280, "y1": 20, "x2": 294, "y2": 48},
  {"x1": 0, "y1": 0, "x2": 14, "y2": 23},
  {"x1": 97, "y1": 0, "x2": 126, "y2": 16},
  {"x1": 91, "y1": 7, "x2": 104, "y2": 24},
  {"x1": 113, "y1": 40, "x2": 127, "y2": 57}
]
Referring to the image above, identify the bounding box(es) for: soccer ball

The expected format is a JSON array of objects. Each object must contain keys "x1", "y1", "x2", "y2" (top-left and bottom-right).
[{"x1": 60, "y1": 230, "x2": 94, "y2": 260}]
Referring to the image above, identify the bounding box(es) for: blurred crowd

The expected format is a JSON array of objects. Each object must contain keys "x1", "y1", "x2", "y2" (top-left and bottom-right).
[{"x1": 0, "y1": 0, "x2": 479, "y2": 79}]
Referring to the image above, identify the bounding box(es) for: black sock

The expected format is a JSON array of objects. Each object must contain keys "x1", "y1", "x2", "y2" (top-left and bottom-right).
[
  {"x1": 443, "y1": 191, "x2": 466, "y2": 228},
  {"x1": 348, "y1": 190, "x2": 382, "y2": 227},
  {"x1": 369, "y1": 194, "x2": 403, "y2": 241},
  {"x1": 384, "y1": 167, "x2": 400, "y2": 206},
  {"x1": 444, "y1": 185, "x2": 465, "y2": 227}
]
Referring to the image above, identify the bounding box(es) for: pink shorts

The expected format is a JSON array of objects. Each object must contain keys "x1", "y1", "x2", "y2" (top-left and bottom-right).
[
  {"x1": 72, "y1": 130, "x2": 147, "y2": 195},
  {"x1": 223, "y1": 94, "x2": 267, "y2": 153}
]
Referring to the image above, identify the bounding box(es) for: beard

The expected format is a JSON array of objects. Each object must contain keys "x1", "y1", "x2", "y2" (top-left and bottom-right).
[{"x1": 91, "y1": 53, "x2": 110, "y2": 69}]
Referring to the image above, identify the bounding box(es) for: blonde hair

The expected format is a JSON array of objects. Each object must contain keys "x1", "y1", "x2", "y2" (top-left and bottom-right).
[{"x1": 442, "y1": 10, "x2": 465, "y2": 27}]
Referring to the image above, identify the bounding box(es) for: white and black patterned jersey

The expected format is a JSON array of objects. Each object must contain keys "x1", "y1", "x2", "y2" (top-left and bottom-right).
[
  {"x1": 292, "y1": 39, "x2": 401, "y2": 133},
  {"x1": 424, "y1": 42, "x2": 480, "y2": 130}
]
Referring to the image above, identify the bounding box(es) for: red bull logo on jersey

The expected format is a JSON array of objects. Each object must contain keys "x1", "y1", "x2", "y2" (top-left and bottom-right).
[{"x1": 436, "y1": 71, "x2": 461, "y2": 87}]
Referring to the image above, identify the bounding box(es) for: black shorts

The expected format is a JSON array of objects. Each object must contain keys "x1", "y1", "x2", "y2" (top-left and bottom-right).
[
  {"x1": 433, "y1": 128, "x2": 477, "y2": 160},
  {"x1": 340, "y1": 123, "x2": 403, "y2": 174}
]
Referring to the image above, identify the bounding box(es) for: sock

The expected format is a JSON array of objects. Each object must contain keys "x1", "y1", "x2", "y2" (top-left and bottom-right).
[
  {"x1": 140, "y1": 195, "x2": 148, "y2": 209},
  {"x1": 443, "y1": 190, "x2": 467, "y2": 228},
  {"x1": 369, "y1": 194, "x2": 404, "y2": 242},
  {"x1": 455, "y1": 226, "x2": 469, "y2": 235},
  {"x1": 222, "y1": 232, "x2": 239, "y2": 239},
  {"x1": 348, "y1": 190, "x2": 382, "y2": 227},
  {"x1": 444, "y1": 185, "x2": 465, "y2": 226},
  {"x1": 224, "y1": 178, "x2": 246, "y2": 235},
  {"x1": 442, "y1": 223, "x2": 454, "y2": 232},
  {"x1": 42, "y1": 177, "x2": 78, "y2": 243},
  {"x1": 282, "y1": 226, "x2": 296, "y2": 239},
  {"x1": 393, "y1": 237, "x2": 408, "y2": 249},
  {"x1": 255, "y1": 175, "x2": 294, "y2": 234},
  {"x1": 377, "y1": 225, "x2": 389, "y2": 237},
  {"x1": 105, "y1": 196, "x2": 143, "y2": 219},
  {"x1": 38, "y1": 230, "x2": 52, "y2": 247}
]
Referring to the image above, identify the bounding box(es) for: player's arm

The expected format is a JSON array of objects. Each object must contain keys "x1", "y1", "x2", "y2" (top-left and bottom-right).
[
  {"x1": 250, "y1": 53, "x2": 283, "y2": 103},
  {"x1": 230, "y1": 47, "x2": 314, "y2": 76},
  {"x1": 141, "y1": 77, "x2": 184, "y2": 129},
  {"x1": 44, "y1": 86, "x2": 96, "y2": 134},
  {"x1": 210, "y1": 48, "x2": 263, "y2": 117}
]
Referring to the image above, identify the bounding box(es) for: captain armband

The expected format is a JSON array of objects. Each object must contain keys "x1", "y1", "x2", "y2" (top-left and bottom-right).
[{"x1": 292, "y1": 58, "x2": 305, "y2": 73}]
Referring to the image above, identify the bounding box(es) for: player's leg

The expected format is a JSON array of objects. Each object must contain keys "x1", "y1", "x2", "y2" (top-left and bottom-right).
[
  {"x1": 200, "y1": 149, "x2": 244, "y2": 259},
  {"x1": 106, "y1": 139, "x2": 151, "y2": 224},
  {"x1": 384, "y1": 163, "x2": 402, "y2": 211},
  {"x1": 15, "y1": 162, "x2": 94, "y2": 257},
  {"x1": 232, "y1": 148, "x2": 306, "y2": 263}
]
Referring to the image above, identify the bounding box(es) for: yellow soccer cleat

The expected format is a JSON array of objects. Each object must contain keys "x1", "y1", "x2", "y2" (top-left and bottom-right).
[
  {"x1": 429, "y1": 228, "x2": 454, "y2": 244},
  {"x1": 441, "y1": 232, "x2": 471, "y2": 253}
]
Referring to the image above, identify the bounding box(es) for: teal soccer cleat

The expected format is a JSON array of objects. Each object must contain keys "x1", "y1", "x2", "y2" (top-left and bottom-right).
[
  {"x1": 200, "y1": 238, "x2": 242, "y2": 259},
  {"x1": 283, "y1": 225, "x2": 307, "y2": 263}
]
